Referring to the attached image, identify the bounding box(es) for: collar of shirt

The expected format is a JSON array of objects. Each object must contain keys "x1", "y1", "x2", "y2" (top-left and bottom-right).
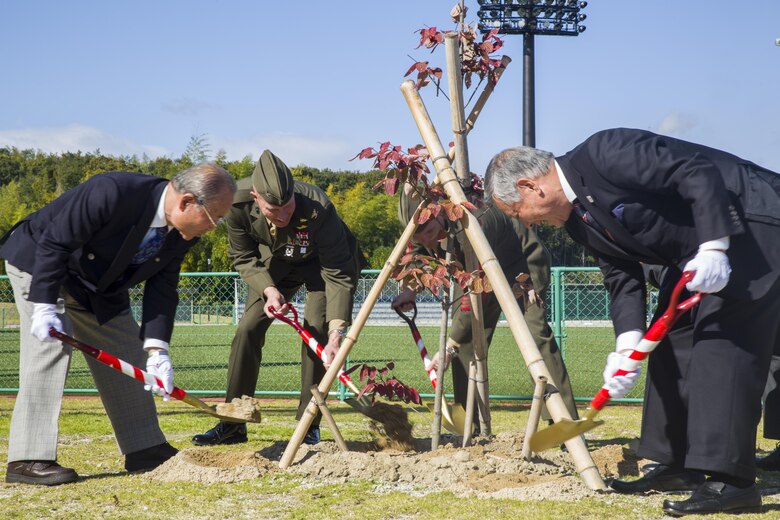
[
  {"x1": 151, "y1": 184, "x2": 170, "y2": 229},
  {"x1": 554, "y1": 160, "x2": 577, "y2": 204}
]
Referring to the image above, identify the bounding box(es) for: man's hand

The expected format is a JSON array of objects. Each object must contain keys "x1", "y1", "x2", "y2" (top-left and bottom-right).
[
  {"x1": 145, "y1": 349, "x2": 174, "y2": 401},
  {"x1": 391, "y1": 288, "x2": 417, "y2": 312},
  {"x1": 684, "y1": 236, "x2": 731, "y2": 293},
  {"x1": 602, "y1": 352, "x2": 641, "y2": 399},
  {"x1": 263, "y1": 287, "x2": 289, "y2": 318},
  {"x1": 31, "y1": 303, "x2": 63, "y2": 342},
  {"x1": 322, "y1": 330, "x2": 343, "y2": 369}
]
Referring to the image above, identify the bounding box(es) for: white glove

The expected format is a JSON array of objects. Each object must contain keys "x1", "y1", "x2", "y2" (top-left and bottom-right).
[
  {"x1": 684, "y1": 237, "x2": 731, "y2": 293},
  {"x1": 145, "y1": 350, "x2": 173, "y2": 401},
  {"x1": 31, "y1": 303, "x2": 63, "y2": 342},
  {"x1": 602, "y1": 330, "x2": 643, "y2": 399},
  {"x1": 603, "y1": 352, "x2": 641, "y2": 399}
]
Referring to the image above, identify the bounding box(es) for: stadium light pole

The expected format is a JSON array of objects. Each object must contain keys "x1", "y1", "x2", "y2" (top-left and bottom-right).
[{"x1": 477, "y1": 0, "x2": 587, "y2": 146}]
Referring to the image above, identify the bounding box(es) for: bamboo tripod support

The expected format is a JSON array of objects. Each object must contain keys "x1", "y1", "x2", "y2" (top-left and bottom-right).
[
  {"x1": 445, "y1": 33, "x2": 491, "y2": 444},
  {"x1": 310, "y1": 386, "x2": 348, "y2": 453},
  {"x1": 521, "y1": 376, "x2": 547, "y2": 460},
  {"x1": 400, "y1": 79, "x2": 606, "y2": 491},
  {"x1": 279, "y1": 58, "x2": 512, "y2": 469},
  {"x1": 279, "y1": 205, "x2": 424, "y2": 469}
]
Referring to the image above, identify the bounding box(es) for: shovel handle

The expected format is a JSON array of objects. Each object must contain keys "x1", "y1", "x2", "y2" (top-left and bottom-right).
[
  {"x1": 50, "y1": 329, "x2": 187, "y2": 400},
  {"x1": 269, "y1": 307, "x2": 358, "y2": 393},
  {"x1": 395, "y1": 304, "x2": 439, "y2": 389},
  {"x1": 592, "y1": 271, "x2": 703, "y2": 411}
]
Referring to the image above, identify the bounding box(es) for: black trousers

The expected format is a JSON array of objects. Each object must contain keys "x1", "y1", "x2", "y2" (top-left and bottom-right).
[
  {"x1": 761, "y1": 355, "x2": 780, "y2": 439},
  {"x1": 637, "y1": 276, "x2": 780, "y2": 481}
]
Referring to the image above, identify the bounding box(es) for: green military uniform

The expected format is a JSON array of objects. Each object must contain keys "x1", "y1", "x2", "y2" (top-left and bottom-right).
[
  {"x1": 226, "y1": 175, "x2": 363, "y2": 425},
  {"x1": 398, "y1": 188, "x2": 578, "y2": 424},
  {"x1": 447, "y1": 205, "x2": 578, "y2": 422}
]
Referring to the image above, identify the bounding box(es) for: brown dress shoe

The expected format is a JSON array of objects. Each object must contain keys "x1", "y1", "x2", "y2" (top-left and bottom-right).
[{"x1": 6, "y1": 461, "x2": 78, "y2": 486}]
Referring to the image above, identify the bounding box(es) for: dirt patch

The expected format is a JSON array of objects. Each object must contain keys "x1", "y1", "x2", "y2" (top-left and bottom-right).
[
  {"x1": 364, "y1": 401, "x2": 414, "y2": 451},
  {"x1": 147, "y1": 430, "x2": 644, "y2": 501},
  {"x1": 215, "y1": 395, "x2": 263, "y2": 423}
]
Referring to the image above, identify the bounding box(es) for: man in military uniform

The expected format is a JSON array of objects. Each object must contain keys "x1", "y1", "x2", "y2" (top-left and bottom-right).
[
  {"x1": 391, "y1": 189, "x2": 578, "y2": 432},
  {"x1": 193, "y1": 150, "x2": 364, "y2": 446}
]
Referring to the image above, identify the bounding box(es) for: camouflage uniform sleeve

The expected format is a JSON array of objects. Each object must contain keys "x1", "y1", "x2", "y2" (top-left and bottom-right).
[{"x1": 226, "y1": 204, "x2": 275, "y2": 296}]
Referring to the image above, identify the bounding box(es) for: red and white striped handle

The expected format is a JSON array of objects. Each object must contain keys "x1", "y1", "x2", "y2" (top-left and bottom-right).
[
  {"x1": 395, "y1": 305, "x2": 439, "y2": 389},
  {"x1": 50, "y1": 329, "x2": 186, "y2": 400},
  {"x1": 591, "y1": 271, "x2": 702, "y2": 410},
  {"x1": 270, "y1": 306, "x2": 355, "y2": 390}
]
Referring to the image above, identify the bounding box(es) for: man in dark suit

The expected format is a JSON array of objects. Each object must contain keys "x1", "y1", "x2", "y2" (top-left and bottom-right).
[
  {"x1": 485, "y1": 128, "x2": 780, "y2": 516},
  {"x1": 192, "y1": 150, "x2": 365, "y2": 447},
  {"x1": 1, "y1": 164, "x2": 236, "y2": 485}
]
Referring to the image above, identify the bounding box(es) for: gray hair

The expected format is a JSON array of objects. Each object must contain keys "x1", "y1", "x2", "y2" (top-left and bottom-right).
[
  {"x1": 172, "y1": 163, "x2": 237, "y2": 204},
  {"x1": 484, "y1": 147, "x2": 554, "y2": 205}
]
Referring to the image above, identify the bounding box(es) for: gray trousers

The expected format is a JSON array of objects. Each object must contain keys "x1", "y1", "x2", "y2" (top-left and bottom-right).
[{"x1": 6, "y1": 262, "x2": 166, "y2": 463}]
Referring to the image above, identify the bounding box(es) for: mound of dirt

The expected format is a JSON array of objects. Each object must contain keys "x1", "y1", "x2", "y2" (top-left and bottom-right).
[{"x1": 147, "y1": 430, "x2": 644, "y2": 501}]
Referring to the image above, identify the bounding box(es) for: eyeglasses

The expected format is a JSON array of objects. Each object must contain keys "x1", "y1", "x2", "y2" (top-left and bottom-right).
[{"x1": 197, "y1": 200, "x2": 223, "y2": 228}]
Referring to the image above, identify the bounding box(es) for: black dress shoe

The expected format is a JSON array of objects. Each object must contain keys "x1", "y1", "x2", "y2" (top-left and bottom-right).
[
  {"x1": 756, "y1": 443, "x2": 780, "y2": 471},
  {"x1": 610, "y1": 464, "x2": 705, "y2": 494},
  {"x1": 5, "y1": 460, "x2": 78, "y2": 486},
  {"x1": 192, "y1": 421, "x2": 248, "y2": 446},
  {"x1": 663, "y1": 481, "x2": 762, "y2": 516},
  {"x1": 125, "y1": 442, "x2": 178, "y2": 472},
  {"x1": 303, "y1": 425, "x2": 320, "y2": 445}
]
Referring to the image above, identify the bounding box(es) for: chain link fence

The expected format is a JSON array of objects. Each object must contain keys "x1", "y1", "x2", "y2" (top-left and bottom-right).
[{"x1": 0, "y1": 268, "x2": 659, "y2": 403}]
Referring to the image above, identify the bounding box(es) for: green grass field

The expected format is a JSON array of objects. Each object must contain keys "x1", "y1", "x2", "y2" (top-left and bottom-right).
[
  {"x1": 1, "y1": 396, "x2": 780, "y2": 519},
  {"x1": 0, "y1": 324, "x2": 629, "y2": 404}
]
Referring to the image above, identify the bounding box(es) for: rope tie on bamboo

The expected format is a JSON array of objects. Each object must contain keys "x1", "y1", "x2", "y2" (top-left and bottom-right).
[{"x1": 468, "y1": 375, "x2": 487, "y2": 383}]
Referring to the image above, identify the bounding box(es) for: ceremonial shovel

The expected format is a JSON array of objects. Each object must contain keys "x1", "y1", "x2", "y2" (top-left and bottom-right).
[
  {"x1": 269, "y1": 307, "x2": 373, "y2": 414},
  {"x1": 49, "y1": 329, "x2": 260, "y2": 423},
  {"x1": 529, "y1": 271, "x2": 703, "y2": 452},
  {"x1": 395, "y1": 305, "x2": 466, "y2": 435}
]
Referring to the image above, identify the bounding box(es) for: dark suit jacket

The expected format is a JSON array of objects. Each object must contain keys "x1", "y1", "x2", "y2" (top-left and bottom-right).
[
  {"x1": 0, "y1": 172, "x2": 197, "y2": 341},
  {"x1": 557, "y1": 128, "x2": 780, "y2": 334}
]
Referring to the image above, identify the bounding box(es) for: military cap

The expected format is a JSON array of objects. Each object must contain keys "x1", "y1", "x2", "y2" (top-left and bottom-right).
[{"x1": 252, "y1": 149, "x2": 295, "y2": 205}]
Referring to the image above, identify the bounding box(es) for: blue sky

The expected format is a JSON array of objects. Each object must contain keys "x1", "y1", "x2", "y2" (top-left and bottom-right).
[{"x1": 2, "y1": 1, "x2": 779, "y2": 174}]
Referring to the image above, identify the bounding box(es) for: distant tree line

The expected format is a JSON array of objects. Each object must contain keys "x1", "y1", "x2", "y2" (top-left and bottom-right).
[{"x1": 0, "y1": 143, "x2": 595, "y2": 272}]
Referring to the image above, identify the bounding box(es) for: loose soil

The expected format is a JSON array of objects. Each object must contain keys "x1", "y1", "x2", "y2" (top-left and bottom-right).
[
  {"x1": 215, "y1": 395, "x2": 263, "y2": 423},
  {"x1": 147, "y1": 429, "x2": 651, "y2": 501}
]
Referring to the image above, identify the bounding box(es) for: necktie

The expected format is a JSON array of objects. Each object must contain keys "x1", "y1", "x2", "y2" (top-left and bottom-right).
[
  {"x1": 572, "y1": 200, "x2": 613, "y2": 241},
  {"x1": 131, "y1": 226, "x2": 168, "y2": 264}
]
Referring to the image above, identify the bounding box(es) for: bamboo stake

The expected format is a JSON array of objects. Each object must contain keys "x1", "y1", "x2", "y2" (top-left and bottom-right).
[
  {"x1": 432, "y1": 256, "x2": 451, "y2": 451},
  {"x1": 400, "y1": 79, "x2": 606, "y2": 491},
  {"x1": 521, "y1": 376, "x2": 547, "y2": 460},
  {"x1": 310, "y1": 386, "x2": 349, "y2": 453},
  {"x1": 445, "y1": 33, "x2": 491, "y2": 441},
  {"x1": 279, "y1": 203, "x2": 423, "y2": 469}
]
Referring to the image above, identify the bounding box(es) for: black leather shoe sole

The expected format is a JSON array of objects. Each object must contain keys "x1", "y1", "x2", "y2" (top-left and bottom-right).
[
  {"x1": 662, "y1": 483, "x2": 762, "y2": 516},
  {"x1": 6, "y1": 469, "x2": 78, "y2": 486},
  {"x1": 610, "y1": 468, "x2": 705, "y2": 494},
  {"x1": 663, "y1": 503, "x2": 762, "y2": 517},
  {"x1": 191, "y1": 433, "x2": 248, "y2": 446}
]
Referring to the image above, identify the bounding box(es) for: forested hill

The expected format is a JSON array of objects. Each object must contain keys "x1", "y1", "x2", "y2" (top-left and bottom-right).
[{"x1": 0, "y1": 146, "x2": 594, "y2": 271}]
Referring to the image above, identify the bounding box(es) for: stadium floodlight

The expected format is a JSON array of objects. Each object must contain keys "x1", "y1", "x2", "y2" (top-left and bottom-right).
[
  {"x1": 476, "y1": 0, "x2": 588, "y2": 147},
  {"x1": 477, "y1": 0, "x2": 586, "y2": 36}
]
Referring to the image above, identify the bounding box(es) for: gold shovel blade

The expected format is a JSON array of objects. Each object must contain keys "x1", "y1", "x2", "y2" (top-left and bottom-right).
[
  {"x1": 180, "y1": 394, "x2": 262, "y2": 423},
  {"x1": 343, "y1": 396, "x2": 374, "y2": 414},
  {"x1": 529, "y1": 411, "x2": 604, "y2": 452},
  {"x1": 426, "y1": 401, "x2": 466, "y2": 436}
]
